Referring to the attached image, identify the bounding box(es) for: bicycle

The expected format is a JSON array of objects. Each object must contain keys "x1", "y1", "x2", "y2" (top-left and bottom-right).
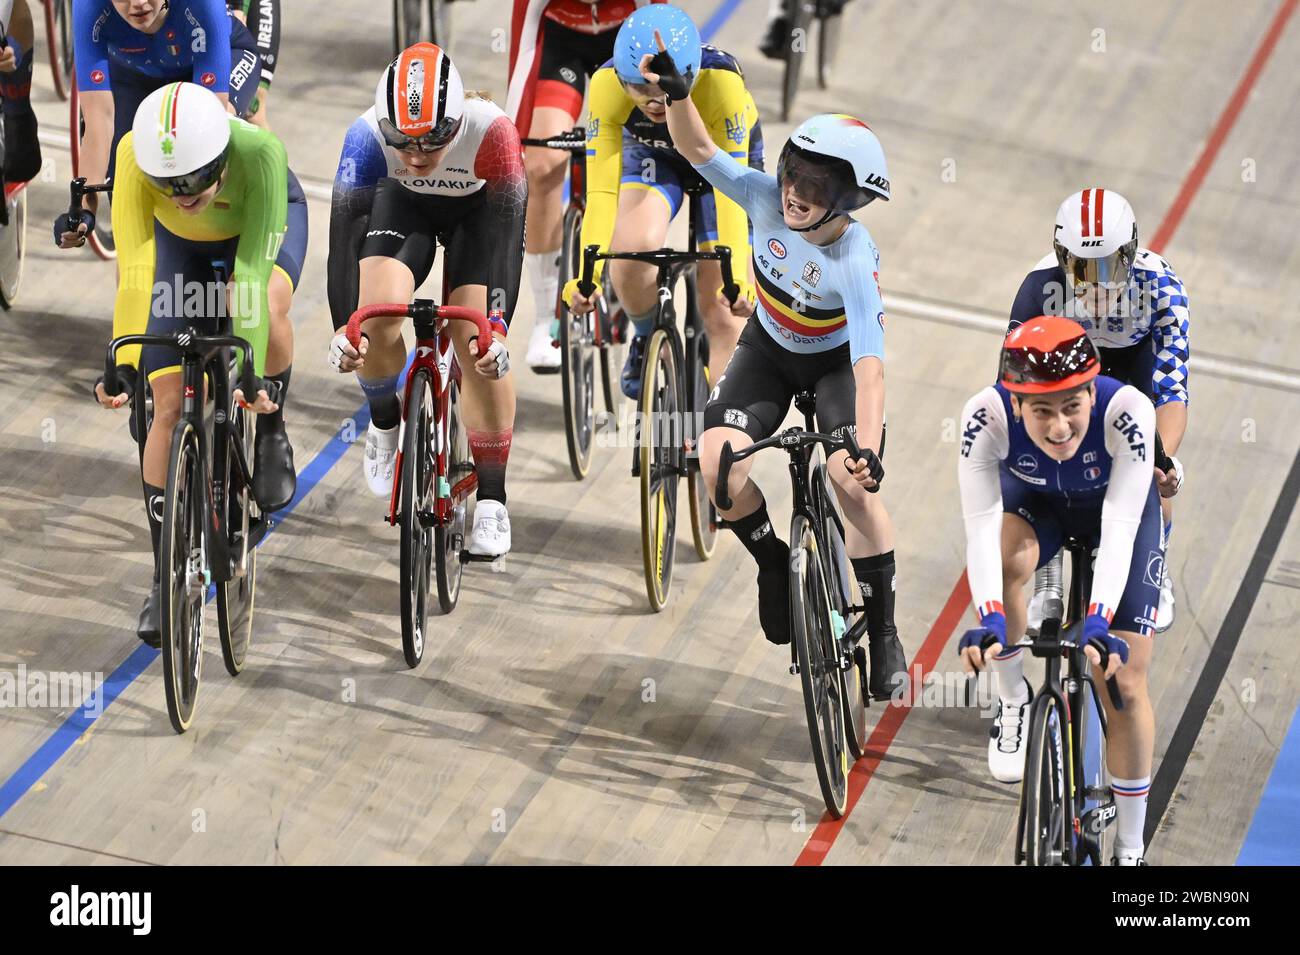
[
  {"x1": 43, "y1": 0, "x2": 73, "y2": 101},
  {"x1": 578, "y1": 203, "x2": 735, "y2": 612},
  {"x1": 392, "y1": 0, "x2": 451, "y2": 55},
  {"x1": 715, "y1": 396, "x2": 870, "y2": 818},
  {"x1": 344, "y1": 299, "x2": 492, "y2": 668},
  {"x1": 777, "y1": 0, "x2": 845, "y2": 122},
  {"x1": 67, "y1": 81, "x2": 116, "y2": 260},
  {"x1": 1013, "y1": 537, "x2": 1125, "y2": 866},
  {"x1": 520, "y1": 126, "x2": 626, "y2": 480},
  {"x1": 103, "y1": 328, "x2": 278, "y2": 734}
]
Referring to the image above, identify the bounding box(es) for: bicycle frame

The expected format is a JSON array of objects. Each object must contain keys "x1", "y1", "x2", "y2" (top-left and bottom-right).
[
  {"x1": 1013, "y1": 538, "x2": 1117, "y2": 866},
  {"x1": 105, "y1": 331, "x2": 261, "y2": 586},
  {"x1": 345, "y1": 301, "x2": 494, "y2": 529}
]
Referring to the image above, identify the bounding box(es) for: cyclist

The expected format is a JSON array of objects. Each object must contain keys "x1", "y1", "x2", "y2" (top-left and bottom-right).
[
  {"x1": 93, "y1": 82, "x2": 305, "y2": 646},
  {"x1": 957, "y1": 316, "x2": 1161, "y2": 865},
  {"x1": 326, "y1": 44, "x2": 523, "y2": 559},
  {"x1": 227, "y1": 0, "x2": 278, "y2": 129},
  {"x1": 64, "y1": 0, "x2": 262, "y2": 240},
  {"x1": 1010, "y1": 189, "x2": 1186, "y2": 632},
  {"x1": 563, "y1": 4, "x2": 761, "y2": 400},
  {"x1": 645, "y1": 41, "x2": 906, "y2": 699},
  {"x1": 508, "y1": 0, "x2": 662, "y2": 371},
  {"x1": 0, "y1": 0, "x2": 42, "y2": 184}
]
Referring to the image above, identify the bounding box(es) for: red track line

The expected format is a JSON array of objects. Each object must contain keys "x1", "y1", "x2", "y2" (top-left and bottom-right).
[
  {"x1": 792, "y1": 0, "x2": 1297, "y2": 866},
  {"x1": 1149, "y1": 0, "x2": 1298, "y2": 252},
  {"x1": 794, "y1": 574, "x2": 971, "y2": 866}
]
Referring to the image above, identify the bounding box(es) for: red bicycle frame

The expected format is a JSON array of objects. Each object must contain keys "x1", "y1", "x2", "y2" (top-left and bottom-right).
[{"x1": 346, "y1": 301, "x2": 493, "y2": 527}]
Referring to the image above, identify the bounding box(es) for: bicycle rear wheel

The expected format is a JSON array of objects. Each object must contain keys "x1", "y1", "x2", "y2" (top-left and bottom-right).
[
  {"x1": 160, "y1": 420, "x2": 206, "y2": 734},
  {"x1": 791, "y1": 514, "x2": 850, "y2": 818},
  {"x1": 215, "y1": 392, "x2": 258, "y2": 676},
  {"x1": 435, "y1": 370, "x2": 470, "y2": 613},
  {"x1": 638, "y1": 327, "x2": 680, "y2": 612},
  {"x1": 685, "y1": 325, "x2": 716, "y2": 560},
  {"x1": 45, "y1": 0, "x2": 74, "y2": 101},
  {"x1": 558, "y1": 208, "x2": 596, "y2": 479},
  {"x1": 400, "y1": 369, "x2": 435, "y2": 666},
  {"x1": 781, "y1": 0, "x2": 815, "y2": 121},
  {"x1": 1020, "y1": 695, "x2": 1069, "y2": 865}
]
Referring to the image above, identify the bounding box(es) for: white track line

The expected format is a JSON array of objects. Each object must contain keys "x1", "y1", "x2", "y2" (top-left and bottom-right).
[{"x1": 37, "y1": 131, "x2": 1298, "y2": 392}]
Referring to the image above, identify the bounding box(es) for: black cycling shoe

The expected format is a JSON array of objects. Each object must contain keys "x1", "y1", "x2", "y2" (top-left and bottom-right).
[
  {"x1": 137, "y1": 583, "x2": 162, "y2": 649},
  {"x1": 759, "y1": 15, "x2": 790, "y2": 60},
  {"x1": 253, "y1": 426, "x2": 296, "y2": 512},
  {"x1": 867, "y1": 629, "x2": 908, "y2": 701},
  {"x1": 2, "y1": 110, "x2": 42, "y2": 184},
  {"x1": 757, "y1": 564, "x2": 791, "y2": 645}
]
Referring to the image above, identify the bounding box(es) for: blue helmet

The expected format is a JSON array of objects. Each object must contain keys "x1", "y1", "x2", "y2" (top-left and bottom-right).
[{"x1": 613, "y1": 4, "x2": 702, "y2": 88}]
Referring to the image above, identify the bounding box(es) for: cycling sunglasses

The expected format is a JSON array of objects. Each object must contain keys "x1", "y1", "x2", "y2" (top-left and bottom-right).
[
  {"x1": 377, "y1": 116, "x2": 460, "y2": 153},
  {"x1": 143, "y1": 151, "x2": 227, "y2": 198}
]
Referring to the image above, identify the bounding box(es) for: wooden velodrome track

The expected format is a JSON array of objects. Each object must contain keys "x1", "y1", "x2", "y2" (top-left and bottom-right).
[{"x1": 1, "y1": 0, "x2": 1298, "y2": 865}]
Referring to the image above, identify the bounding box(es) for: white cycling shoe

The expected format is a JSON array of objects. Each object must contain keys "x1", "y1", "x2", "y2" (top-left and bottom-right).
[
  {"x1": 526, "y1": 322, "x2": 561, "y2": 372},
  {"x1": 467, "y1": 499, "x2": 512, "y2": 558},
  {"x1": 364, "y1": 421, "x2": 399, "y2": 497},
  {"x1": 1157, "y1": 567, "x2": 1175, "y2": 632},
  {"x1": 989, "y1": 680, "x2": 1033, "y2": 784}
]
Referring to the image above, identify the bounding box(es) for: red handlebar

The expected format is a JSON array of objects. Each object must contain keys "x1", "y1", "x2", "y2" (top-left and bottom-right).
[{"x1": 345, "y1": 303, "x2": 495, "y2": 351}]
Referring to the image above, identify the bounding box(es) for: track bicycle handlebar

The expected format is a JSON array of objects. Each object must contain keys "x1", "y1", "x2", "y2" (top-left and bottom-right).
[
  {"x1": 104, "y1": 332, "x2": 266, "y2": 405},
  {"x1": 345, "y1": 300, "x2": 495, "y2": 353},
  {"x1": 714, "y1": 426, "x2": 863, "y2": 512},
  {"x1": 579, "y1": 243, "x2": 740, "y2": 306},
  {"x1": 66, "y1": 177, "x2": 112, "y2": 233},
  {"x1": 520, "y1": 128, "x2": 587, "y2": 152},
  {"x1": 1013, "y1": 623, "x2": 1125, "y2": 711}
]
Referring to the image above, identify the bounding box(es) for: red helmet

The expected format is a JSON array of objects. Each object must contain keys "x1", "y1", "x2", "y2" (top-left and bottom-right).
[{"x1": 999, "y1": 316, "x2": 1101, "y2": 394}]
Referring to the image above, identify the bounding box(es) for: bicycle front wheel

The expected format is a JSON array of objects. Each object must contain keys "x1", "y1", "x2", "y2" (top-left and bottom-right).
[
  {"x1": 0, "y1": 186, "x2": 26, "y2": 309},
  {"x1": 1020, "y1": 695, "x2": 1069, "y2": 865},
  {"x1": 815, "y1": 4, "x2": 843, "y2": 90},
  {"x1": 160, "y1": 420, "x2": 206, "y2": 734},
  {"x1": 791, "y1": 514, "x2": 850, "y2": 818},
  {"x1": 215, "y1": 392, "x2": 258, "y2": 676},
  {"x1": 400, "y1": 368, "x2": 435, "y2": 666},
  {"x1": 638, "y1": 328, "x2": 680, "y2": 612},
  {"x1": 46, "y1": 0, "x2": 74, "y2": 101}
]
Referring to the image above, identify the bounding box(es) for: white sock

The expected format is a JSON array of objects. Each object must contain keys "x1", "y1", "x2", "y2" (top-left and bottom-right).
[
  {"x1": 1112, "y1": 775, "x2": 1150, "y2": 854},
  {"x1": 525, "y1": 250, "x2": 559, "y2": 332},
  {"x1": 991, "y1": 647, "x2": 1028, "y2": 703}
]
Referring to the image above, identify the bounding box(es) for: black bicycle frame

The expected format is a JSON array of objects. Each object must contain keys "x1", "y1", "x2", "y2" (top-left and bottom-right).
[{"x1": 105, "y1": 331, "x2": 264, "y2": 586}]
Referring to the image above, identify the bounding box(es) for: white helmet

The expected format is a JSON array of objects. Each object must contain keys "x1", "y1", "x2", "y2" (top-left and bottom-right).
[
  {"x1": 375, "y1": 43, "x2": 465, "y2": 150},
  {"x1": 1053, "y1": 188, "x2": 1138, "y2": 287},
  {"x1": 132, "y1": 82, "x2": 232, "y2": 195}
]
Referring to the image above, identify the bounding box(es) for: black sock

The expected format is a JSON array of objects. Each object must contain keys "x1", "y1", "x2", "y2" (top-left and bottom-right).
[
  {"x1": 259, "y1": 365, "x2": 291, "y2": 432},
  {"x1": 729, "y1": 502, "x2": 786, "y2": 570},
  {"x1": 852, "y1": 551, "x2": 897, "y2": 641},
  {"x1": 143, "y1": 482, "x2": 164, "y2": 573}
]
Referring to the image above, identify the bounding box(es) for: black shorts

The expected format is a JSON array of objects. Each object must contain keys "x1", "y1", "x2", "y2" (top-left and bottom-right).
[
  {"x1": 703, "y1": 317, "x2": 870, "y2": 449},
  {"x1": 1099, "y1": 338, "x2": 1156, "y2": 400},
  {"x1": 359, "y1": 179, "x2": 494, "y2": 309},
  {"x1": 533, "y1": 17, "x2": 618, "y2": 119},
  {"x1": 229, "y1": 0, "x2": 280, "y2": 87}
]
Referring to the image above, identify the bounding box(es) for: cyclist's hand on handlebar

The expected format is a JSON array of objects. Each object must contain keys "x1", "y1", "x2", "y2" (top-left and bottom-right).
[
  {"x1": 844, "y1": 446, "x2": 884, "y2": 491},
  {"x1": 1154, "y1": 454, "x2": 1183, "y2": 499},
  {"x1": 719, "y1": 279, "x2": 755, "y2": 318},
  {"x1": 93, "y1": 364, "x2": 139, "y2": 410},
  {"x1": 562, "y1": 276, "x2": 599, "y2": 315},
  {"x1": 958, "y1": 613, "x2": 1007, "y2": 673},
  {"x1": 1081, "y1": 613, "x2": 1128, "y2": 679},
  {"x1": 54, "y1": 211, "x2": 95, "y2": 250},
  {"x1": 233, "y1": 385, "x2": 280, "y2": 415},
  {"x1": 469, "y1": 332, "x2": 511, "y2": 380},
  {"x1": 328, "y1": 330, "x2": 367, "y2": 372}
]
